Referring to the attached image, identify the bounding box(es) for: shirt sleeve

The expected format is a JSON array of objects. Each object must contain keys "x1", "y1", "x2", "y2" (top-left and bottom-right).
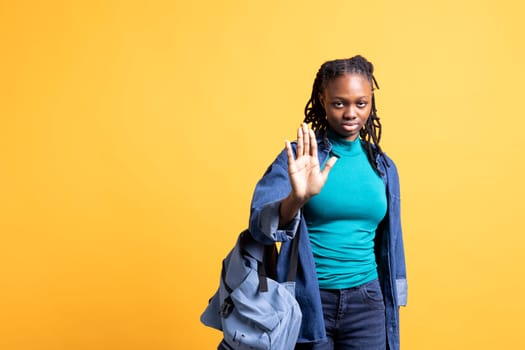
[
  {"x1": 249, "y1": 148, "x2": 300, "y2": 244},
  {"x1": 386, "y1": 156, "x2": 408, "y2": 307}
]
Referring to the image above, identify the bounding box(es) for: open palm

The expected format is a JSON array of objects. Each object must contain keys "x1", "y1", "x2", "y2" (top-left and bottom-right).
[{"x1": 286, "y1": 124, "x2": 337, "y2": 204}]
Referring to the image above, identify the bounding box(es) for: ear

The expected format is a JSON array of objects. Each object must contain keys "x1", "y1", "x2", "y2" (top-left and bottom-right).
[{"x1": 319, "y1": 93, "x2": 325, "y2": 107}]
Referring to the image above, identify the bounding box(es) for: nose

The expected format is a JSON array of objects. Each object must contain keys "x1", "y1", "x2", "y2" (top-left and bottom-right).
[{"x1": 344, "y1": 105, "x2": 358, "y2": 120}]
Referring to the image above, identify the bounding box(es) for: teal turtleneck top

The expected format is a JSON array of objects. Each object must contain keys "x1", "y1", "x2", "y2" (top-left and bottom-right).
[{"x1": 303, "y1": 130, "x2": 387, "y2": 289}]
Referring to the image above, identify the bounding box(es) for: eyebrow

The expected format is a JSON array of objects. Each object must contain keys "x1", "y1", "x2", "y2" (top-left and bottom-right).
[{"x1": 331, "y1": 95, "x2": 369, "y2": 100}]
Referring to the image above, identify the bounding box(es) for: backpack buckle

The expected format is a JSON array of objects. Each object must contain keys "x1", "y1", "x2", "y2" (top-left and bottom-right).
[{"x1": 219, "y1": 296, "x2": 234, "y2": 318}]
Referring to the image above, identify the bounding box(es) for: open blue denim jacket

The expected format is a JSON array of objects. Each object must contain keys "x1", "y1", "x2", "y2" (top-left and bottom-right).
[{"x1": 249, "y1": 136, "x2": 407, "y2": 350}]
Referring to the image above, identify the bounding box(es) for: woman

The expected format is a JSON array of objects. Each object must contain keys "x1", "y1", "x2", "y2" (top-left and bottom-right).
[{"x1": 249, "y1": 55, "x2": 407, "y2": 350}]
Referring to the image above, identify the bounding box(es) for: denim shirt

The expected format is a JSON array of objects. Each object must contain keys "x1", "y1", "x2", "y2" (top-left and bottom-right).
[{"x1": 248, "y1": 136, "x2": 407, "y2": 349}]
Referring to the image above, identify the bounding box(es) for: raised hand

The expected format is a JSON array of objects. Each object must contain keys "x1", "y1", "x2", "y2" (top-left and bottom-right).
[{"x1": 279, "y1": 123, "x2": 337, "y2": 226}]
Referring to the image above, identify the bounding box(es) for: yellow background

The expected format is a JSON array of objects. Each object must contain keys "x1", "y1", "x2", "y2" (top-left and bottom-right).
[{"x1": 1, "y1": 0, "x2": 524, "y2": 349}]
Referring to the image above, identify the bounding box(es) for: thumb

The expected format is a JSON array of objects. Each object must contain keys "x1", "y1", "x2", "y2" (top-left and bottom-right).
[{"x1": 321, "y1": 156, "x2": 338, "y2": 178}]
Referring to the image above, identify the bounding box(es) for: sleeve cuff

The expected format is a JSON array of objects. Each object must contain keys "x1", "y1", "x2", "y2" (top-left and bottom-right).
[
  {"x1": 396, "y1": 278, "x2": 408, "y2": 306},
  {"x1": 257, "y1": 200, "x2": 300, "y2": 241}
]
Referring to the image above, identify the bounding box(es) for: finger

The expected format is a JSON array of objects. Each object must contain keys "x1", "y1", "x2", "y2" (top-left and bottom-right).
[
  {"x1": 321, "y1": 156, "x2": 338, "y2": 179},
  {"x1": 285, "y1": 139, "x2": 295, "y2": 161},
  {"x1": 296, "y1": 126, "x2": 303, "y2": 157},
  {"x1": 285, "y1": 140, "x2": 297, "y2": 172},
  {"x1": 309, "y1": 128, "x2": 318, "y2": 158},
  {"x1": 302, "y1": 123, "x2": 310, "y2": 156}
]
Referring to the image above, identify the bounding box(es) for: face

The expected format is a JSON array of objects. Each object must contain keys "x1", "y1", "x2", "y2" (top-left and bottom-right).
[{"x1": 320, "y1": 73, "x2": 373, "y2": 141}]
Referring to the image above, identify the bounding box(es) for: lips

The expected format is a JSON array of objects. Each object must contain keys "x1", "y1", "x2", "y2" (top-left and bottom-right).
[{"x1": 342, "y1": 122, "x2": 360, "y2": 128}]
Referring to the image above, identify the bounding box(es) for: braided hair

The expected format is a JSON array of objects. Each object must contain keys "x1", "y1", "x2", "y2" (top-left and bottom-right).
[{"x1": 304, "y1": 55, "x2": 385, "y2": 173}]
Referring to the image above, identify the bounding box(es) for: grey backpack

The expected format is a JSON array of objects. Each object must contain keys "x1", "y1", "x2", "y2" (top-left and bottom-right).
[{"x1": 201, "y1": 229, "x2": 302, "y2": 350}]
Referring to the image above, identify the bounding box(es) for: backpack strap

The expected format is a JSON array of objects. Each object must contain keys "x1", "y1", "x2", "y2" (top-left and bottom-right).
[
  {"x1": 286, "y1": 228, "x2": 300, "y2": 283},
  {"x1": 222, "y1": 229, "x2": 301, "y2": 294},
  {"x1": 257, "y1": 243, "x2": 277, "y2": 292},
  {"x1": 258, "y1": 228, "x2": 301, "y2": 291}
]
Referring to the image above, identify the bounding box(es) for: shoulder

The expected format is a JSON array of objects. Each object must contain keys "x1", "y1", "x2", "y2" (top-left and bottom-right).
[
  {"x1": 377, "y1": 152, "x2": 401, "y2": 197},
  {"x1": 363, "y1": 140, "x2": 397, "y2": 170},
  {"x1": 381, "y1": 152, "x2": 398, "y2": 170}
]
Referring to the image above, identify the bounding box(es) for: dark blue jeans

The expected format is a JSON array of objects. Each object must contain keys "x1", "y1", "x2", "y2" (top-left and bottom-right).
[{"x1": 296, "y1": 279, "x2": 386, "y2": 350}]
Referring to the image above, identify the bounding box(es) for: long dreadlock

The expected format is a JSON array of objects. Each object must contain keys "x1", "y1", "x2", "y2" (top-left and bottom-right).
[{"x1": 304, "y1": 55, "x2": 386, "y2": 173}]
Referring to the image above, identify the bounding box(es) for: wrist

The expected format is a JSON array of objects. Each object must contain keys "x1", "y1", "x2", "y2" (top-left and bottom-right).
[
  {"x1": 286, "y1": 191, "x2": 309, "y2": 210},
  {"x1": 279, "y1": 192, "x2": 306, "y2": 227}
]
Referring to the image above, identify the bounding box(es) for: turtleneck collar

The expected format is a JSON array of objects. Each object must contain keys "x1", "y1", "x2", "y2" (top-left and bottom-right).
[{"x1": 327, "y1": 129, "x2": 363, "y2": 157}]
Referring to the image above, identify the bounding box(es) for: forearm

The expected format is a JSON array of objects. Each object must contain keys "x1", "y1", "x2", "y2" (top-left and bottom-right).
[{"x1": 279, "y1": 192, "x2": 307, "y2": 227}]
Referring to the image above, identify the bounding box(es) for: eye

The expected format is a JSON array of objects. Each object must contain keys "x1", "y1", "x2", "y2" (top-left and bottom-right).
[
  {"x1": 357, "y1": 101, "x2": 368, "y2": 108},
  {"x1": 332, "y1": 101, "x2": 344, "y2": 108}
]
